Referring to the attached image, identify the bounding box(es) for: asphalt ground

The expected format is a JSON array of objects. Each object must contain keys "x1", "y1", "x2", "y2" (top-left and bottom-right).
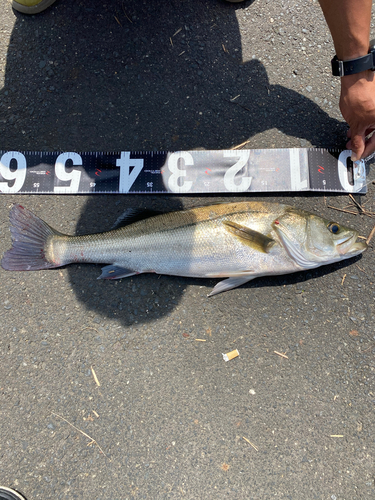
[{"x1": 0, "y1": 1, "x2": 375, "y2": 499}]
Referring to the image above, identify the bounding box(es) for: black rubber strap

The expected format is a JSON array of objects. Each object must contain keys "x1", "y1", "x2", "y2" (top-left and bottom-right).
[{"x1": 331, "y1": 51, "x2": 375, "y2": 77}]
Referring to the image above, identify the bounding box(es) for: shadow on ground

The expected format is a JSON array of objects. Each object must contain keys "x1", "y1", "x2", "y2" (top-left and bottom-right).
[{"x1": 1, "y1": 0, "x2": 348, "y2": 325}]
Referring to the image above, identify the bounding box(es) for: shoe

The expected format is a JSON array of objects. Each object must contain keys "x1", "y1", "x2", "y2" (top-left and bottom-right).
[
  {"x1": 0, "y1": 487, "x2": 27, "y2": 500},
  {"x1": 12, "y1": 0, "x2": 57, "y2": 14}
]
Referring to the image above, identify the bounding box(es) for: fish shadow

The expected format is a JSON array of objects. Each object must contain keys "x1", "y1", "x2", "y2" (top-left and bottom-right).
[
  {"x1": 68, "y1": 244, "x2": 364, "y2": 326},
  {"x1": 67, "y1": 193, "x2": 365, "y2": 326}
]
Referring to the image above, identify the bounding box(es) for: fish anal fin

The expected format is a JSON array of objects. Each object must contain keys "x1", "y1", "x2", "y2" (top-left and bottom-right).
[
  {"x1": 98, "y1": 264, "x2": 137, "y2": 280},
  {"x1": 223, "y1": 220, "x2": 275, "y2": 253},
  {"x1": 208, "y1": 276, "x2": 255, "y2": 296}
]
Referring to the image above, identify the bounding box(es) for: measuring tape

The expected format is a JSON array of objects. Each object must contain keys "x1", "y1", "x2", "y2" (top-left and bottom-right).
[{"x1": 0, "y1": 148, "x2": 367, "y2": 195}]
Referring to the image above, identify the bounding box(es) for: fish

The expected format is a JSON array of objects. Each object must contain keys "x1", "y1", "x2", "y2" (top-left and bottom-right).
[{"x1": 1, "y1": 202, "x2": 367, "y2": 296}]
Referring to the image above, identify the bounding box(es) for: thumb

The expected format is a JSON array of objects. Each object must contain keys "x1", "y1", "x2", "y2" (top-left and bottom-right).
[{"x1": 346, "y1": 130, "x2": 366, "y2": 161}]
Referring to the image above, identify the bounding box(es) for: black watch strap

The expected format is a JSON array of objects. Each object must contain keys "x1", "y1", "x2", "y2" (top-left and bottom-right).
[
  {"x1": 331, "y1": 51, "x2": 375, "y2": 76},
  {"x1": 332, "y1": 40, "x2": 375, "y2": 76}
]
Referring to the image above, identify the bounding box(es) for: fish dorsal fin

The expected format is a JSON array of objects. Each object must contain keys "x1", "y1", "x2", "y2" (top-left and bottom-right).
[
  {"x1": 223, "y1": 220, "x2": 276, "y2": 253},
  {"x1": 112, "y1": 208, "x2": 163, "y2": 229}
]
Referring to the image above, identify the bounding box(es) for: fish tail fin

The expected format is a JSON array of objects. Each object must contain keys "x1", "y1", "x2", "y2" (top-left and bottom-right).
[{"x1": 1, "y1": 204, "x2": 61, "y2": 271}]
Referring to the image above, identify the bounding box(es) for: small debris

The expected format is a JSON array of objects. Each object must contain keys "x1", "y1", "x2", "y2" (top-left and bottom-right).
[
  {"x1": 330, "y1": 435, "x2": 344, "y2": 438},
  {"x1": 195, "y1": 339, "x2": 206, "y2": 342},
  {"x1": 274, "y1": 351, "x2": 288, "y2": 359},
  {"x1": 173, "y1": 27, "x2": 182, "y2": 37},
  {"x1": 51, "y1": 411, "x2": 109, "y2": 459},
  {"x1": 349, "y1": 330, "x2": 359, "y2": 336},
  {"x1": 243, "y1": 436, "x2": 258, "y2": 451},
  {"x1": 349, "y1": 194, "x2": 363, "y2": 213},
  {"x1": 114, "y1": 15, "x2": 122, "y2": 27},
  {"x1": 91, "y1": 366, "x2": 101, "y2": 387},
  {"x1": 231, "y1": 139, "x2": 251, "y2": 150},
  {"x1": 222, "y1": 349, "x2": 239, "y2": 362},
  {"x1": 366, "y1": 223, "x2": 375, "y2": 245},
  {"x1": 341, "y1": 274, "x2": 346, "y2": 285},
  {"x1": 327, "y1": 205, "x2": 358, "y2": 216}
]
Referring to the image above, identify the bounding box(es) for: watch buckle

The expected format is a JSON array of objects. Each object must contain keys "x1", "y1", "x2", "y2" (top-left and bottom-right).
[{"x1": 337, "y1": 60, "x2": 344, "y2": 77}]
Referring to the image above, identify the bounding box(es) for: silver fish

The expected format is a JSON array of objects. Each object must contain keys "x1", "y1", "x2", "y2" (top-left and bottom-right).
[{"x1": 1, "y1": 202, "x2": 367, "y2": 296}]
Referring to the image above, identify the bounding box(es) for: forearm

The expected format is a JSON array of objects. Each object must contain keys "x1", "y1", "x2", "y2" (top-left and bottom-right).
[{"x1": 319, "y1": 0, "x2": 372, "y2": 59}]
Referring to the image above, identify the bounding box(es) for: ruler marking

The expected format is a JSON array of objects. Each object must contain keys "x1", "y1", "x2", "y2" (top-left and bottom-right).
[{"x1": 0, "y1": 148, "x2": 367, "y2": 195}]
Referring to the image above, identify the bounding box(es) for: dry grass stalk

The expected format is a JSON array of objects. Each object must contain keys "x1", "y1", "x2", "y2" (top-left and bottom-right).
[
  {"x1": 366, "y1": 224, "x2": 375, "y2": 245},
  {"x1": 51, "y1": 411, "x2": 110, "y2": 460},
  {"x1": 91, "y1": 366, "x2": 101, "y2": 387},
  {"x1": 243, "y1": 437, "x2": 259, "y2": 451},
  {"x1": 274, "y1": 351, "x2": 288, "y2": 359}
]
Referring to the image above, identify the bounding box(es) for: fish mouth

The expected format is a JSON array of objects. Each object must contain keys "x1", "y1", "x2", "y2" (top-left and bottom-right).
[{"x1": 337, "y1": 232, "x2": 367, "y2": 255}]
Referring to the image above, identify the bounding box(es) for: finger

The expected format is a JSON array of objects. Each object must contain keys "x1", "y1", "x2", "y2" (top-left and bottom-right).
[
  {"x1": 348, "y1": 132, "x2": 366, "y2": 161},
  {"x1": 362, "y1": 133, "x2": 375, "y2": 159}
]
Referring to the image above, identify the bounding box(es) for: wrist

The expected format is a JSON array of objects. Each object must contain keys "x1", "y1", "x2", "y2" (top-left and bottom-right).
[{"x1": 340, "y1": 71, "x2": 374, "y2": 87}]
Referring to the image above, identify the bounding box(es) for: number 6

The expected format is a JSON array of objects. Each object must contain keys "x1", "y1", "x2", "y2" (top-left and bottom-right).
[{"x1": 0, "y1": 151, "x2": 27, "y2": 193}]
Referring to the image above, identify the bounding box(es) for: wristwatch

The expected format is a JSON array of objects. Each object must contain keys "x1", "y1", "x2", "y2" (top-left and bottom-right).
[{"x1": 331, "y1": 39, "x2": 375, "y2": 77}]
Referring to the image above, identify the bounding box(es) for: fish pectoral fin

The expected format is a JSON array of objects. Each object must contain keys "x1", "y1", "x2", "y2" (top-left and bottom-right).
[
  {"x1": 98, "y1": 265, "x2": 137, "y2": 280},
  {"x1": 208, "y1": 275, "x2": 256, "y2": 296},
  {"x1": 223, "y1": 220, "x2": 275, "y2": 253}
]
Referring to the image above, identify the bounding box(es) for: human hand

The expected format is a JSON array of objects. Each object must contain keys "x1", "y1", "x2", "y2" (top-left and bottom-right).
[{"x1": 339, "y1": 72, "x2": 375, "y2": 161}]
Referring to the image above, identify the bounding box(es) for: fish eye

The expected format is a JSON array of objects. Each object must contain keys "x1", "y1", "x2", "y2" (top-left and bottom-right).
[{"x1": 327, "y1": 222, "x2": 340, "y2": 234}]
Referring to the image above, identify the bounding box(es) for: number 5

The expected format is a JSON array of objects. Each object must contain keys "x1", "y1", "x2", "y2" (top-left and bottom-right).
[{"x1": 54, "y1": 152, "x2": 82, "y2": 193}]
